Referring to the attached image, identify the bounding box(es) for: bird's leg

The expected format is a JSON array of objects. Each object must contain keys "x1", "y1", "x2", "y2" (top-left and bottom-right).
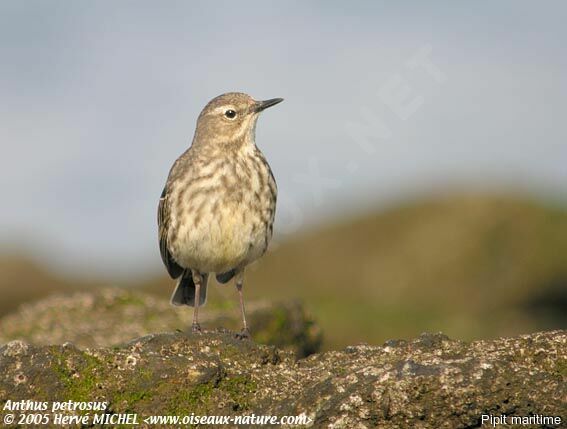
[
  {"x1": 191, "y1": 270, "x2": 202, "y2": 333},
  {"x1": 235, "y1": 273, "x2": 250, "y2": 339}
]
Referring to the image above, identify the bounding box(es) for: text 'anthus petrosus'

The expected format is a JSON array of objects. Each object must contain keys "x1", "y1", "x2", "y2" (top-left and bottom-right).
[{"x1": 158, "y1": 92, "x2": 283, "y2": 338}]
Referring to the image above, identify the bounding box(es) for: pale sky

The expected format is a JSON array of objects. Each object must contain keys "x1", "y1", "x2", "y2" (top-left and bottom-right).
[{"x1": 1, "y1": 1, "x2": 566, "y2": 278}]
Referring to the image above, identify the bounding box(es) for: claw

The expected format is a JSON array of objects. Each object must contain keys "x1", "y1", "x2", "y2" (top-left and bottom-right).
[{"x1": 191, "y1": 322, "x2": 202, "y2": 334}]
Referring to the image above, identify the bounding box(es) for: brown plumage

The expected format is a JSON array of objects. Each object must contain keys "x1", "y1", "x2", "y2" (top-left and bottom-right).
[{"x1": 158, "y1": 92, "x2": 283, "y2": 337}]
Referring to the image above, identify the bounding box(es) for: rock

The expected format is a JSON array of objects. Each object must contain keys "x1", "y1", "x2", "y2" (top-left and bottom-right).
[
  {"x1": 0, "y1": 288, "x2": 322, "y2": 358},
  {"x1": 0, "y1": 330, "x2": 564, "y2": 428}
]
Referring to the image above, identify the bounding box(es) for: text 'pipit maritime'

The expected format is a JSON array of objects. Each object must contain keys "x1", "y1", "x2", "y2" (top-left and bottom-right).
[{"x1": 158, "y1": 92, "x2": 283, "y2": 338}]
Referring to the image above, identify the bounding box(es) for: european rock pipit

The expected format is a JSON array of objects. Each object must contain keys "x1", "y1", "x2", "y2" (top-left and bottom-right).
[{"x1": 158, "y1": 92, "x2": 282, "y2": 337}]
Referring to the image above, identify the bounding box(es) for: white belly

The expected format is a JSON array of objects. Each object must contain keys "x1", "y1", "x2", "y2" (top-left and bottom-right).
[{"x1": 171, "y1": 200, "x2": 268, "y2": 274}]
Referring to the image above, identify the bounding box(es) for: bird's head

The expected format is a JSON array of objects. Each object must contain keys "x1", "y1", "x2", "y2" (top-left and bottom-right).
[{"x1": 193, "y1": 92, "x2": 283, "y2": 148}]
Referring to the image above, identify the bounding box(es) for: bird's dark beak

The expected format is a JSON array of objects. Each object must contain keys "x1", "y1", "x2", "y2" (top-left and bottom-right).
[{"x1": 254, "y1": 98, "x2": 284, "y2": 113}]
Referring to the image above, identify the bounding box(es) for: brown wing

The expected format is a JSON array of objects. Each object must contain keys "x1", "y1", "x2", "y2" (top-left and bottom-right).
[{"x1": 158, "y1": 187, "x2": 183, "y2": 279}]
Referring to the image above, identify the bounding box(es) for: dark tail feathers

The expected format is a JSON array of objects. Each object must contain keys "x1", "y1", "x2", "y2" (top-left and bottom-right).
[
  {"x1": 170, "y1": 270, "x2": 208, "y2": 307},
  {"x1": 216, "y1": 268, "x2": 237, "y2": 284}
]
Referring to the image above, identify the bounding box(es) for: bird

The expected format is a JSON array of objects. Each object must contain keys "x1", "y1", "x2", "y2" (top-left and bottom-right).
[{"x1": 158, "y1": 92, "x2": 282, "y2": 338}]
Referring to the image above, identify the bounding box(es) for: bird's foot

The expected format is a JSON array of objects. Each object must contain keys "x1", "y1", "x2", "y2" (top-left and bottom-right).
[
  {"x1": 235, "y1": 328, "x2": 251, "y2": 340},
  {"x1": 191, "y1": 322, "x2": 202, "y2": 334}
]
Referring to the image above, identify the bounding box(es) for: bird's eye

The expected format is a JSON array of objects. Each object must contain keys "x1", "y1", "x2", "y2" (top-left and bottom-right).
[{"x1": 224, "y1": 109, "x2": 237, "y2": 119}]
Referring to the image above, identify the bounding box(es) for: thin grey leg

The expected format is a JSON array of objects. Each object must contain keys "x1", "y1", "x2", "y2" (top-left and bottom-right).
[
  {"x1": 236, "y1": 273, "x2": 250, "y2": 339},
  {"x1": 191, "y1": 270, "x2": 202, "y2": 333}
]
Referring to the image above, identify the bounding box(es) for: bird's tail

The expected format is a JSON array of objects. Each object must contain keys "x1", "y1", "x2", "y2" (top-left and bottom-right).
[{"x1": 170, "y1": 270, "x2": 208, "y2": 307}]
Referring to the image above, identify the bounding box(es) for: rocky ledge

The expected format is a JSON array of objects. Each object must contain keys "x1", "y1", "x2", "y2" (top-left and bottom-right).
[
  {"x1": 0, "y1": 288, "x2": 322, "y2": 358},
  {"x1": 1, "y1": 329, "x2": 565, "y2": 428}
]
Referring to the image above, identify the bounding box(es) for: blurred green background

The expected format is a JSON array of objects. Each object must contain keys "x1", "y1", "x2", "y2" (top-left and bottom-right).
[
  {"x1": 1, "y1": 2, "x2": 566, "y2": 350},
  {"x1": 2, "y1": 193, "x2": 566, "y2": 350}
]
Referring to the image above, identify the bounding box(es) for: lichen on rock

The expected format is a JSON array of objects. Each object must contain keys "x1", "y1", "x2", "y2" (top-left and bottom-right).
[{"x1": 1, "y1": 329, "x2": 565, "y2": 428}]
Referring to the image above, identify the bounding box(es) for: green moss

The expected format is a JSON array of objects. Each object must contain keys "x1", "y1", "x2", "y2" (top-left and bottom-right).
[
  {"x1": 113, "y1": 390, "x2": 153, "y2": 413},
  {"x1": 109, "y1": 366, "x2": 155, "y2": 412},
  {"x1": 254, "y1": 307, "x2": 289, "y2": 345},
  {"x1": 50, "y1": 349, "x2": 158, "y2": 415},
  {"x1": 165, "y1": 375, "x2": 257, "y2": 416},
  {"x1": 51, "y1": 349, "x2": 103, "y2": 405},
  {"x1": 166, "y1": 383, "x2": 215, "y2": 415},
  {"x1": 217, "y1": 343, "x2": 244, "y2": 360},
  {"x1": 222, "y1": 375, "x2": 257, "y2": 411}
]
